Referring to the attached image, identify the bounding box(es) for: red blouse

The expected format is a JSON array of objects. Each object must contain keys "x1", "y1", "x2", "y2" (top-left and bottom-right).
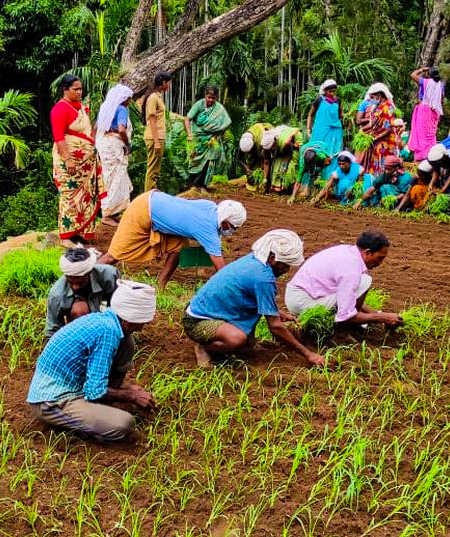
[{"x1": 50, "y1": 100, "x2": 83, "y2": 142}]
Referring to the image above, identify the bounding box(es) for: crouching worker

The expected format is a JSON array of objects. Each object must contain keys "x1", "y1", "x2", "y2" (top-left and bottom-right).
[
  {"x1": 27, "y1": 280, "x2": 157, "y2": 442},
  {"x1": 182, "y1": 229, "x2": 325, "y2": 368},
  {"x1": 98, "y1": 191, "x2": 247, "y2": 289},
  {"x1": 285, "y1": 230, "x2": 402, "y2": 331}
]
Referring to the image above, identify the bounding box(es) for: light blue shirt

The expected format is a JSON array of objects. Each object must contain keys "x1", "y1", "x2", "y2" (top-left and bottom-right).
[
  {"x1": 28, "y1": 310, "x2": 123, "y2": 404},
  {"x1": 151, "y1": 191, "x2": 222, "y2": 256},
  {"x1": 189, "y1": 253, "x2": 279, "y2": 335}
]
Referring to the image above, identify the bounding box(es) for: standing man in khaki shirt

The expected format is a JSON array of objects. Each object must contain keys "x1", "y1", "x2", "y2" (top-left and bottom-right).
[{"x1": 143, "y1": 72, "x2": 172, "y2": 190}]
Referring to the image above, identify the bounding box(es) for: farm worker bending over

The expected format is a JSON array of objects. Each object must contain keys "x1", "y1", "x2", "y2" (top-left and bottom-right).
[
  {"x1": 427, "y1": 143, "x2": 450, "y2": 193},
  {"x1": 98, "y1": 191, "x2": 247, "y2": 289},
  {"x1": 27, "y1": 280, "x2": 157, "y2": 442},
  {"x1": 182, "y1": 229, "x2": 325, "y2": 368},
  {"x1": 285, "y1": 230, "x2": 402, "y2": 330},
  {"x1": 353, "y1": 156, "x2": 412, "y2": 209}
]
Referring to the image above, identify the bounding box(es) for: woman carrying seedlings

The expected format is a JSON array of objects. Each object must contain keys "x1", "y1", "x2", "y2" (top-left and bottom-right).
[
  {"x1": 186, "y1": 86, "x2": 232, "y2": 190},
  {"x1": 183, "y1": 229, "x2": 324, "y2": 368},
  {"x1": 356, "y1": 83, "x2": 397, "y2": 177},
  {"x1": 285, "y1": 230, "x2": 402, "y2": 334},
  {"x1": 288, "y1": 141, "x2": 332, "y2": 202},
  {"x1": 95, "y1": 84, "x2": 134, "y2": 227},
  {"x1": 312, "y1": 151, "x2": 366, "y2": 205},
  {"x1": 50, "y1": 75, "x2": 105, "y2": 248},
  {"x1": 238, "y1": 122, "x2": 273, "y2": 191},
  {"x1": 307, "y1": 79, "x2": 343, "y2": 179},
  {"x1": 353, "y1": 156, "x2": 412, "y2": 209},
  {"x1": 265, "y1": 125, "x2": 303, "y2": 193},
  {"x1": 408, "y1": 67, "x2": 445, "y2": 162}
]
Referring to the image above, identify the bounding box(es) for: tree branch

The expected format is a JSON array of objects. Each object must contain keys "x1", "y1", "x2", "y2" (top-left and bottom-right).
[
  {"x1": 121, "y1": 0, "x2": 154, "y2": 67},
  {"x1": 171, "y1": 0, "x2": 203, "y2": 36},
  {"x1": 122, "y1": 0, "x2": 288, "y2": 93}
]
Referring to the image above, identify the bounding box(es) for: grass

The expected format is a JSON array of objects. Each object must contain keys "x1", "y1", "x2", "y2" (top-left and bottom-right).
[
  {"x1": 3, "y1": 269, "x2": 450, "y2": 535},
  {"x1": 0, "y1": 246, "x2": 62, "y2": 298}
]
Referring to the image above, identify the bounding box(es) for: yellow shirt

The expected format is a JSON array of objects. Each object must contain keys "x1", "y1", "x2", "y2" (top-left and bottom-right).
[{"x1": 144, "y1": 92, "x2": 166, "y2": 140}]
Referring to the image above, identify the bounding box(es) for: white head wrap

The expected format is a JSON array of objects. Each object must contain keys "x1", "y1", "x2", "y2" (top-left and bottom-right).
[
  {"x1": 261, "y1": 130, "x2": 275, "y2": 150},
  {"x1": 252, "y1": 229, "x2": 304, "y2": 266},
  {"x1": 418, "y1": 160, "x2": 433, "y2": 173},
  {"x1": 110, "y1": 279, "x2": 156, "y2": 324},
  {"x1": 60, "y1": 247, "x2": 97, "y2": 277},
  {"x1": 365, "y1": 83, "x2": 394, "y2": 103},
  {"x1": 319, "y1": 79, "x2": 337, "y2": 95},
  {"x1": 96, "y1": 84, "x2": 134, "y2": 135},
  {"x1": 217, "y1": 200, "x2": 247, "y2": 228},
  {"x1": 428, "y1": 143, "x2": 449, "y2": 163},
  {"x1": 338, "y1": 150, "x2": 357, "y2": 163},
  {"x1": 239, "y1": 132, "x2": 254, "y2": 152}
]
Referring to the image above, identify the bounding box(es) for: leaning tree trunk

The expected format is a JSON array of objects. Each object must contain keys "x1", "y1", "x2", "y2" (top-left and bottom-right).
[
  {"x1": 121, "y1": 0, "x2": 153, "y2": 66},
  {"x1": 121, "y1": 0, "x2": 289, "y2": 94},
  {"x1": 419, "y1": 0, "x2": 450, "y2": 67}
]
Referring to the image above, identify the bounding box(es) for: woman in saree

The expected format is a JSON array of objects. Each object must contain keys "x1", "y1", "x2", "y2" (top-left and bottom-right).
[
  {"x1": 263, "y1": 125, "x2": 302, "y2": 193},
  {"x1": 357, "y1": 83, "x2": 397, "y2": 177},
  {"x1": 50, "y1": 75, "x2": 105, "y2": 247},
  {"x1": 95, "y1": 84, "x2": 134, "y2": 227},
  {"x1": 288, "y1": 141, "x2": 332, "y2": 203},
  {"x1": 408, "y1": 67, "x2": 445, "y2": 161},
  {"x1": 186, "y1": 86, "x2": 232, "y2": 190},
  {"x1": 307, "y1": 79, "x2": 343, "y2": 178}
]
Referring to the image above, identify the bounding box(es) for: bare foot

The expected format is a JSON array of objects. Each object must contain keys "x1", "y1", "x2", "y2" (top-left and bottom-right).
[
  {"x1": 194, "y1": 343, "x2": 214, "y2": 369},
  {"x1": 102, "y1": 217, "x2": 119, "y2": 227}
]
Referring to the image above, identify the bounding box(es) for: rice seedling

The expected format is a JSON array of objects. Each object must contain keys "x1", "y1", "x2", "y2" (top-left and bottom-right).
[
  {"x1": 365, "y1": 287, "x2": 390, "y2": 310},
  {"x1": 255, "y1": 316, "x2": 274, "y2": 342},
  {"x1": 0, "y1": 246, "x2": 62, "y2": 298},
  {"x1": 427, "y1": 193, "x2": 450, "y2": 216},
  {"x1": 298, "y1": 305, "x2": 335, "y2": 344},
  {"x1": 352, "y1": 131, "x2": 374, "y2": 152},
  {"x1": 381, "y1": 195, "x2": 398, "y2": 210}
]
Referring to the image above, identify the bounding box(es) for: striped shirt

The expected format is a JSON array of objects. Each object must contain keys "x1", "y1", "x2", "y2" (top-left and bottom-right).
[{"x1": 27, "y1": 310, "x2": 123, "y2": 404}]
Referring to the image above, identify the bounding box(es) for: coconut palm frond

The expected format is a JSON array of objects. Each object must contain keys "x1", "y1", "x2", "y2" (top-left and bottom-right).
[{"x1": 0, "y1": 134, "x2": 32, "y2": 169}]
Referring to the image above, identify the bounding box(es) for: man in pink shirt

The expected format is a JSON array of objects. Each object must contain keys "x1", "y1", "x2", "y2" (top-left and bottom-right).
[{"x1": 285, "y1": 230, "x2": 402, "y2": 328}]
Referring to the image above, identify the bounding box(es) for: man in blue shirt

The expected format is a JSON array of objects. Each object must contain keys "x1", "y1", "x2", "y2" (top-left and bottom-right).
[
  {"x1": 183, "y1": 230, "x2": 325, "y2": 368},
  {"x1": 99, "y1": 191, "x2": 247, "y2": 288},
  {"x1": 27, "y1": 280, "x2": 157, "y2": 442}
]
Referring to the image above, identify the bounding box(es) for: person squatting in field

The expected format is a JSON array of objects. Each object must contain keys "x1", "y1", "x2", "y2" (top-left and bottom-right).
[
  {"x1": 182, "y1": 229, "x2": 325, "y2": 369},
  {"x1": 285, "y1": 230, "x2": 402, "y2": 335},
  {"x1": 98, "y1": 191, "x2": 247, "y2": 289},
  {"x1": 28, "y1": 280, "x2": 157, "y2": 442}
]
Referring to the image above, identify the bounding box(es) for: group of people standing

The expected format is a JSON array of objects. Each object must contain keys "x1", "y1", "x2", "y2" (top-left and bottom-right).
[{"x1": 51, "y1": 73, "x2": 232, "y2": 247}]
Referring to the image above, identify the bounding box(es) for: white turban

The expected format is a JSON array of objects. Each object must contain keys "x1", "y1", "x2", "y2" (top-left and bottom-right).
[
  {"x1": 110, "y1": 279, "x2": 156, "y2": 324},
  {"x1": 261, "y1": 131, "x2": 275, "y2": 150},
  {"x1": 96, "y1": 84, "x2": 134, "y2": 135},
  {"x1": 217, "y1": 200, "x2": 247, "y2": 227},
  {"x1": 418, "y1": 160, "x2": 433, "y2": 173},
  {"x1": 365, "y1": 83, "x2": 394, "y2": 103},
  {"x1": 428, "y1": 143, "x2": 449, "y2": 162},
  {"x1": 239, "y1": 132, "x2": 254, "y2": 153},
  {"x1": 338, "y1": 150, "x2": 357, "y2": 163},
  {"x1": 60, "y1": 248, "x2": 97, "y2": 277},
  {"x1": 319, "y1": 79, "x2": 337, "y2": 95},
  {"x1": 252, "y1": 229, "x2": 304, "y2": 266}
]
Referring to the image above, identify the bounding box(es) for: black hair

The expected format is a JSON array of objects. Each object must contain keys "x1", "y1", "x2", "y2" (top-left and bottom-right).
[
  {"x1": 60, "y1": 74, "x2": 81, "y2": 94},
  {"x1": 337, "y1": 154, "x2": 352, "y2": 164},
  {"x1": 429, "y1": 66, "x2": 440, "y2": 82},
  {"x1": 141, "y1": 71, "x2": 173, "y2": 123},
  {"x1": 64, "y1": 248, "x2": 90, "y2": 263},
  {"x1": 303, "y1": 149, "x2": 317, "y2": 173},
  {"x1": 205, "y1": 85, "x2": 219, "y2": 97},
  {"x1": 154, "y1": 71, "x2": 173, "y2": 87},
  {"x1": 356, "y1": 230, "x2": 390, "y2": 252}
]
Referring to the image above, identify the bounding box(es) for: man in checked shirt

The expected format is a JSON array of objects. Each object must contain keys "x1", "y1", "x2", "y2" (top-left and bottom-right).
[{"x1": 27, "y1": 280, "x2": 156, "y2": 442}]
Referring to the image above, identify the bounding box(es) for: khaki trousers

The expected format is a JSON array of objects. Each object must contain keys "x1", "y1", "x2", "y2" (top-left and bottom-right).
[{"x1": 144, "y1": 139, "x2": 165, "y2": 191}]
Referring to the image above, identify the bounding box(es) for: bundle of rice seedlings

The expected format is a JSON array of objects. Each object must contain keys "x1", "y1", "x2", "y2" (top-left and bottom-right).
[
  {"x1": 381, "y1": 195, "x2": 398, "y2": 210},
  {"x1": 0, "y1": 246, "x2": 62, "y2": 298},
  {"x1": 352, "y1": 131, "x2": 374, "y2": 153},
  {"x1": 427, "y1": 193, "x2": 450, "y2": 216},
  {"x1": 299, "y1": 305, "x2": 335, "y2": 344}
]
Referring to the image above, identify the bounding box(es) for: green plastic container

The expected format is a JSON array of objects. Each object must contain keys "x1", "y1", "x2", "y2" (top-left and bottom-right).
[{"x1": 178, "y1": 246, "x2": 213, "y2": 268}]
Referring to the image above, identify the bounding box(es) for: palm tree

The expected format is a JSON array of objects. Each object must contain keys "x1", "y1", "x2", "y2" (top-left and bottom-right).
[{"x1": 0, "y1": 90, "x2": 37, "y2": 169}]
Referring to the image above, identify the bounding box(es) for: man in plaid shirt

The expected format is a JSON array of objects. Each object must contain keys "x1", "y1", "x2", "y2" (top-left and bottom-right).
[{"x1": 27, "y1": 280, "x2": 156, "y2": 442}]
